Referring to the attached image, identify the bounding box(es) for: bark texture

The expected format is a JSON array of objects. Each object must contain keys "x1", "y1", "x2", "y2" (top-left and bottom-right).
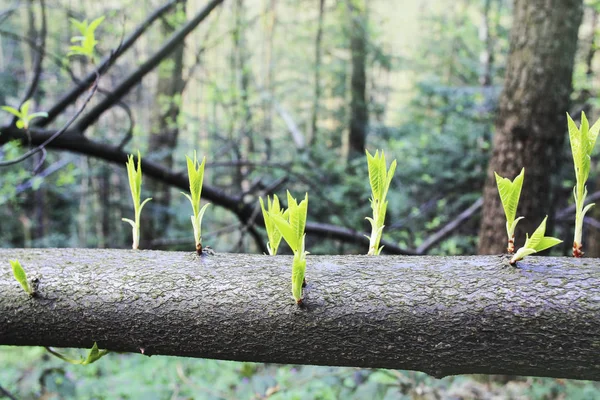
[
  {"x1": 1, "y1": 249, "x2": 599, "y2": 380},
  {"x1": 478, "y1": 0, "x2": 584, "y2": 254}
]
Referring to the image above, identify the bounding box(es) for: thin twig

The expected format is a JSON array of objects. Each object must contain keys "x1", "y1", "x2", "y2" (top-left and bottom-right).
[
  {"x1": 0, "y1": 72, "x2": 99, "y2": 167},
  {"x1": 0, "y1": 383, "x2": 18, "y2": 400}
]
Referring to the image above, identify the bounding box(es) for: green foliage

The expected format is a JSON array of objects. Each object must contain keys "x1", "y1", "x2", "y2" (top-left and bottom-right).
[
  {"x1": 259, "y1": 194, "x2": 287, "y2": 255},
  {"x1": 46, "y1": 342, "x2": 109, "y2": 365},
  {"x1": 1, "y1": 100, "x2": 48, "y2": 129},
  {"x1": 269, "y1": 192, "x2": 308, "y2": 304},
  {"x1": 494, "y1": 168, "x2": 525, "y2": 253},
  {"x1": 567, "y1": 111, "x2": 600, "y2": 256},
  {"x1": 182, "y1": 151, "x2": 210, "y2": 253},
  {"x1": 67, "y1": 16, "x2": 105, "y2": 62},
  {"x1": 365, "y1": 149, "x2": 396, "y2": 255},
  {"x1": 9, "y1": 259, "x2": 32, "y2": 295},
  {"x1": 121, "y1": 151, "x2": 152, "y2": 250},
  {"x1": 510, "y1": 216, "x2": 562, "y2": 264}
]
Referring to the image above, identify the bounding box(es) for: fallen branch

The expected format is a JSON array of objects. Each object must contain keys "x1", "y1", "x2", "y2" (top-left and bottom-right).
[{"x1": 1, "y1": 249, "x2": 598, "y2": 380}]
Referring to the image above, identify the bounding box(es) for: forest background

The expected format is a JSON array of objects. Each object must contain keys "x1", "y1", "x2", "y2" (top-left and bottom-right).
[{"x1": 1, "y1": 0, "x2": 600, "y2": 398}]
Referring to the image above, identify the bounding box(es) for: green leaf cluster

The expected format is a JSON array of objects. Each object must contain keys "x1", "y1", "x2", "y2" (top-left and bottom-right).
[
  {"x1": 259, "y1": 194, "x2": 287, "y2": 255},
  {"x1": 9, "y1": 259, "x2": 33, "y2": 295},
  {"x1": 365, "y1": 149, "x2": 397, "y2": 255},
  {"x1": 67, "y1": 16, "x2": 105, "y2": 62},
  {"x1": 510, "y1": 216, "x2": 562, "y2": 264},
  {"x1": 268, "y1": 192, "x2": 308, "y2": 304},
  {"x1": 494, "y1": 168, "x2": 524, "y2": 253},
  {"x1": 182, "y1": 152, "x2": 210, "y2": 253},
  {"x1": 47, "y1": 342, "x2": 109, "y2": 365},
  {"x1": 1, "y1": 100, "x2": 48, "y2": 129},
  {"x1": 567, "y1": 111, "x2": 600, "y2": 254},
  {"x1": 121, "y1": 151, "x2": 152, "y2": 250}
]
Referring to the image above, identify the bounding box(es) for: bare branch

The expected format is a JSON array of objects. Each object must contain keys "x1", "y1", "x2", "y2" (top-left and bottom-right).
[
  {"x1": 36, "y1": 0, "x2": 187, "y2": 127},
  {"x1": 74, "y1": 0, "x2": 225, "y2": 133}
]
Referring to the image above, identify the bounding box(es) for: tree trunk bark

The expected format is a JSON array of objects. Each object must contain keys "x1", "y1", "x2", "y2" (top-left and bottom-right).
[
  {"x1": 1, "y1": 249, "x2": 599, "y2": 381},
  {"x1": 347, "y1": 1, "x2": 368, "y2": 161},
  {"x1": 478, "y1": 0, "x2": 584, "y2": 254}
]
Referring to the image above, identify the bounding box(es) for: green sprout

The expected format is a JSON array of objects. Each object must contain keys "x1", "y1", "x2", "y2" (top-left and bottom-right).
[
  {"x1": 182, "y1": 151, "x2": 210, "y2": 255},
  {"x1": 269, "y1": 192, "x2": 308, "y2": 305},
  {"x1": 67, "y1": 16, "x2": 105, "y2": 62},
  {"x1": 365, "y1": 149, "x2": 397, "y2": 255},
  {"x1": 495, "y1": 168, "x2": 525, "y2": 254},
  {"x1": 1, "y1": 100, "x2": 48, "y2": 129},
  {"x1": 46, "y1": 342, "x2": 109, "y2": 365},
  {"x1": 567, "y1": 111, "x2": 600, "y2": 257},
  {"x1": 510, "y1": 216, "x2": 562, "y2": 265},
  {"x1": 122, "y1": 151, "x2": 152, "y2": 250},
  {"x1": 9, "y1": 259, "x2": 33, "y2": 296},
  {"x1": 259, "y1": 194, "x2": 287, "y2": 255}
]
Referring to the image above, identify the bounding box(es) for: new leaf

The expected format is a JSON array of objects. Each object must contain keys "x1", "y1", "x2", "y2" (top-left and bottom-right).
[
  {"x1": 567, "y1": 111, "x2": 600, "y2": 257},
  {"x1": 510, "y1": 216, "x2": 562, "y2": 264},
  {"x1": 494, "y1": 168, "x2": 525, "y2": 253}
]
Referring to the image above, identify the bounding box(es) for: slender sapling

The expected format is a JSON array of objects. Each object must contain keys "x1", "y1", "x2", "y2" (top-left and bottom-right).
[
  {"x1": 494, "y1": 168, "x2": 525, "y2": 253},
  {"x1": 269, "y1": 192, "x2": 308, "y2": 305},
  {"x1": 365, "y1": 149, "x2": 397, "y2": 255},
  {"x1": 567, "y1": 111, "x2": 600, "y2": 257},
  {"x1": 182, "y1": 151, "x2": 210, "y2": 255},
  {"x1": 122, "y1": 151, "x2": 152, "y2": 250}
]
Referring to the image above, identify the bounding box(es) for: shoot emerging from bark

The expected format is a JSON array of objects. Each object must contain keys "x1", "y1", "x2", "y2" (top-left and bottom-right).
[
  {"x1": 269, "y1": 192, "x2": 308, "y2": 305},
  {"x1": 567, "y1": 112, "x2": 600, "y2": 257},
  {"x1": 122, "y1": 151, "x2": 152, "y2": 250},
  {"x1": 9, "y1": 259, "x2": 33, "y2": 296},
  {"x1": 365, "y1": 149, "x2": 396, "y2": 255},
  {"x1": 494, "y1": 168, "x2": 525, "y2": 254},
  {"x1": 259, "y1": 194, "x2": 287, "y2": 255},
  {"x1": 182, "y1": 152, "x2": 210, "y2": 255},
  {"x1": 46, "y1": 342, "x2": 109, "y2": 365},
  {"x1": 510, "y1": 216, "x2": 562, "y2": 265}
]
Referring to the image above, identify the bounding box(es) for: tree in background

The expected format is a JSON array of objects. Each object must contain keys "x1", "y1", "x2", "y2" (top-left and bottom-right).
[
  {"x1": 478, "y1": 0, "x2": 584, "y2": 254},
  {"x1": 142, "y1": 1, "x2": 187, "y2": 247}
]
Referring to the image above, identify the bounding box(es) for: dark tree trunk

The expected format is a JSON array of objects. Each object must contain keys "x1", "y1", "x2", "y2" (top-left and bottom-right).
[
  {"x1": 309, "y1": 0, "x2": 325, "y2": 149},
  {"x1": 347, "y1": 2, "x2": 368, "y2": 161},
  {"x1": 478, "y1": 0, "x2": 584, "y2": 254},
  {"x1": 141, "y1": 1, "x2": 187, "y2": 247},
  {"x1": 1, "y1": 249, "x2": 600, "y2": 381}
]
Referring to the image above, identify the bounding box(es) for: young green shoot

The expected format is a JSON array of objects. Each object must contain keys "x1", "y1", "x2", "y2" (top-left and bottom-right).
[
  {"x1": 495, "y1": 168, "x2": 525, "y2": 254},
  {"x1": 510, "y1": 216, "x2": 562, "y2": 265},
  {"x1": 567, "y1": 111, "x2": 600, "y2": 257},
  {"x1": 67, "y1": 16, "x2": 105, "y2": 62},
  {"x1": 1, "y1": 100, "x2": 48, "y2": 129},
  {"x1": 269, "y1": 192, "x2": 308, "y2": 305},
  {"x1": 122, "y1": 151, "x2": 152, "y2": 250},
  {"x1": 259, "y1": 194, "x2": 287, "y2": 255},
  {"x1": 9, "y1": 259, "x2": 33, "y2": 296},
  {"x1": 182, "y1": 152, "x2": 210, "y2": 255},
  {"x1": 365, "y1": 149, "x2": 397, "y2": 255},
  {"x1": 46, "y1": 342, "x2": 109, "y2": 365}
]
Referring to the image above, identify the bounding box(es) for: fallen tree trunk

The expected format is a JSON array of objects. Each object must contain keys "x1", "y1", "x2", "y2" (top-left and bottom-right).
[{"x1": 1, "y1": 249, "x2": 599, "y2": 380}]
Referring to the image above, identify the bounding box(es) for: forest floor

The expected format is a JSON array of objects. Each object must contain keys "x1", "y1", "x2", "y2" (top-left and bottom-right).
[{"x1": 1, "y1": 346, "x2": 599, "y2": 399}]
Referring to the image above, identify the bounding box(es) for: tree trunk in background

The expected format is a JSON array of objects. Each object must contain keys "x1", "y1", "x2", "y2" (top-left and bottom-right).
[
  {"x1": 347, "y1": 1, "x2": 368, "y2": 161},
  {"x1": 478, "y1": 0, "x2": 583, "y2": 254},
  {"x1": 309, "y1": 0, "x2": 325, "y2": 149},
  {"x1": 142, "y1": 1, "x2": 186, "y2": 248},
  {"x1": 579, "y1": 7, "x2": 600, "y2": 257}
]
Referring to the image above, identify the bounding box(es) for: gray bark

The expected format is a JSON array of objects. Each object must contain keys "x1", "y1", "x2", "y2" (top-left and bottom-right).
[{"x1": 1, "y1": 249, "x2": 599, "y2": 381}]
